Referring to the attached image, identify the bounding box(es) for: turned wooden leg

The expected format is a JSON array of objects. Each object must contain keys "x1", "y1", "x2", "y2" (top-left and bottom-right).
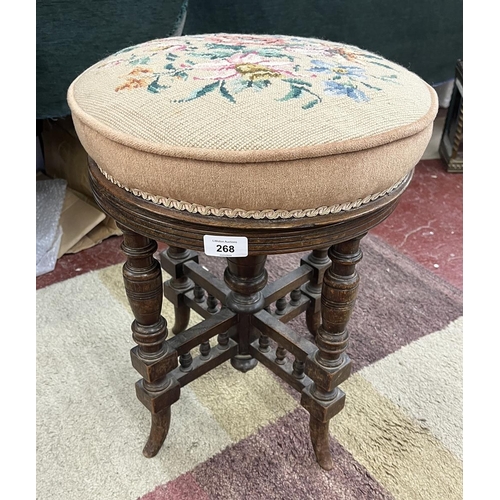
[
  {"x1": 120, "y1": 226, "x2": 180, "y2": 458},
  {"x1": 161, "y1": 246, "x2": 198, "y2": 334},
  {"x1": 301, "y1": 248, "x2": 331, "y2": 337},
  {"x1": 225, "y1": 255, "x2": 268, "y2": 373},
  {"x1": 301, "y1": 236, "x2": 364, "y2": 470}
]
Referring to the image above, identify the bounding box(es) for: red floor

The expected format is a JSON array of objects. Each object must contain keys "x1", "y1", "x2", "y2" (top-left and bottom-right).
[
  {"x1": 372, "y1": 159, "x2": 463, "y2": 289},
  {"x1": 36, "y1": 158, "x2": 463, "y2": 291}
]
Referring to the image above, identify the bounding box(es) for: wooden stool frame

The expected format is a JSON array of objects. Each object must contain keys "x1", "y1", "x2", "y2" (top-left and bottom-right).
[{"x1": 89, "y1": 158, "x2": 412, "y2": 470}]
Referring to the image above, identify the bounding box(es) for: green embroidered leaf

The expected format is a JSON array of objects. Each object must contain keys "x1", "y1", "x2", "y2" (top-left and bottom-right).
[
  {"x1": 252, "y1": 80, "x2": 271, "y2": 90},
  {"x1": 116, "y1": 47, "x2": 135, "y2": 54},
  {"x1": 147, "y1": 77, "x2": 169, "y2": 94},
  {"x1": 278, "y1": 84, "x2": 303, "y2": 101},
  {"x1": 205, "y1": 43, "x2": 243, "y2": 51},
  {"x1": 376, "y1": 74, "x2": 400, "y2": 84},
  {"x1": 277, "y1": 82, "x2": 322, "y2": 105},
  {"x1": 130, "y1": 57, "x2": 150, "y2": 66},
  {"x1": 360, "y1": 81, "x2": 382, "y2": 91},
  {"x1": 256, "y1": 49, "x2": 294, "y2": 61},
  {"x1": 191, "y1": 51, "x2": 239, "y2": 59},
  {"x1": 164, "y1": 63, "x2": 176, "y2": 71},
  {"x1": 219, "y1": 81, "x2": 236, "y2": 103},
  {"x1": 165, "y1": 53, "x2": 178, "y2": 61},
  {"x1": 361, "y1": 53, "x2": 381, "y2": 59},
  {"x1": 176, "y1": 81, "x2": 220, "y2": 102},
  {"x1": 300, "y1": 86, "x2": 322, "y2": 104},
  {"x1": 282, "y1": 78, "x2": 312, "y2": 87},
  {"x1": 362, "y1": 53, "x2": 390, "y2": 62},
  {"x1": 231, "y1": 79, "x2": 249, "y2": 94},
  {"x1": 302, "y1": 99, "x2": 319, "y2": 109},
  {"x1": 371, "y1": 62, "x2": 397, "y2": 71}
]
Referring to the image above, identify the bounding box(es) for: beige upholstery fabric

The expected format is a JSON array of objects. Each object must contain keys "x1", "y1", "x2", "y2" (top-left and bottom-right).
[{"x1": 68, "y1": 33, "x2": 438, "y2": 216}]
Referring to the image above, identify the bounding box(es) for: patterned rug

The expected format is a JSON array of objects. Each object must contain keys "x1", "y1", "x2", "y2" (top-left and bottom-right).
[{"x1": 36, "y1": 234, "x2": 463, "y2": 500}]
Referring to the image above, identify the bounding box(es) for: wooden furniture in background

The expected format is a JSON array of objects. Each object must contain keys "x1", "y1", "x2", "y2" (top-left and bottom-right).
[{"x1": 439, "y1": 60, "x2": 463, "y2": 173}]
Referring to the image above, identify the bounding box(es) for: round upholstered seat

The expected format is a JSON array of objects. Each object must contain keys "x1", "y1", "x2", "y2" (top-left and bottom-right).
[
  {"x1": 68, "y1": 33, "x2": 437, "y2": 219},
  {"x1": 66, "y1": 33, "x2": 441, "y2": 471}
]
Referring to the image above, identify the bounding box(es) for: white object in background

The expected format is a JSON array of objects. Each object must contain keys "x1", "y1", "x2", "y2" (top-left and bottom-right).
[
  {"x1": 434, "y1": 79, "x2": 454, "y2": 108},
  {"x1": 36, "y1": 178, "x2": 67, "y2": 276}
]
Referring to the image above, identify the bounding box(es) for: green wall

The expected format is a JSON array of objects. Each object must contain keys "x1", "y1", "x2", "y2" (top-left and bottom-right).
[{"x1": 184, "y1": 0, "x2": 463, "y2": 85}]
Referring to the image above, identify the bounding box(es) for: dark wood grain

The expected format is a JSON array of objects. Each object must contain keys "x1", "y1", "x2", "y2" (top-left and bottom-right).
[
  {"x1": 89, "y1": 158, "x2": 410, "y2": 255},
  {"x1": 90, "y1": 157, "x2": 412, "y2": 470},
  {"x1": 119, "y1": 226, "x2": 179, "y2": 458}
]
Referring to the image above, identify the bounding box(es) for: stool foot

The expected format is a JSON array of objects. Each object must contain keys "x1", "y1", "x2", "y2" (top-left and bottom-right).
[
  {"x1": 303, "y1": 237, "x2": 364, "y2": 469},
  {"x1": 231, "y1": 354, "x2": 258, "y2": 373},
  {"x1": 143, "y1": 407, "x2": 172, "y2": 458},
  {"x1": 309, "y1": 416, "x2": 334, "y2": 471}
]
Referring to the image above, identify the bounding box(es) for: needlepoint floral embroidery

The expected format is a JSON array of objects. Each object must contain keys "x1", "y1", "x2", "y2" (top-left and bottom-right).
[{"x1": 103, "y1": 34, "x2": 400, "y2": 109}]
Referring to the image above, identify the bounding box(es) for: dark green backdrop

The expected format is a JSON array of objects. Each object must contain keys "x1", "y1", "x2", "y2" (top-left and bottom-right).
[
  {"x1": 37, "y1": 0, "x2": 462, "y2": 119},
  {"x1": 184, "y1": 0, "x2": 462, "y2": 86},
  {"x1": 36, "y1": 0, "x2": 188, "y2": 119}
]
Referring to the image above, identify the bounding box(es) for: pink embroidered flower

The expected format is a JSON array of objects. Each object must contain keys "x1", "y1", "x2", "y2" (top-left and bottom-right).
[
  {"x1": 205, "y1": 34, "x2": 288, "y2": 47},
  {"x1": 285, "y1": 41, "x2": 337, "y2": 59},
  {"x1": 192, "y1": 52, "x2": 300, "y2": 81},
  {"x1": 145, "y1": 43, "x2": 188, "y2": 54},
  {"x1": 97, "y1": 58, "x2": 127, "y2": 70}
]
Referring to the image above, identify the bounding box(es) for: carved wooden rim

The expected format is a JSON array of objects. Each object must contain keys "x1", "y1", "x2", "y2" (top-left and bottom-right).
[{"x1": 89, "y1": 158, "x2": 412, "y2": 254}]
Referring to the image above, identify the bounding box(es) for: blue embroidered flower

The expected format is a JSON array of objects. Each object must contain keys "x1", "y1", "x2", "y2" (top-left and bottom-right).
[
  {"x1": 307, "y1": 60, "x2": 369, "y2": 101},
  {"x1": 324, "y1": 81, "x2": 369, "y2": 102},
  {"x1": 309, "y1": 60, "x2": 367, "y2": 80}
]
